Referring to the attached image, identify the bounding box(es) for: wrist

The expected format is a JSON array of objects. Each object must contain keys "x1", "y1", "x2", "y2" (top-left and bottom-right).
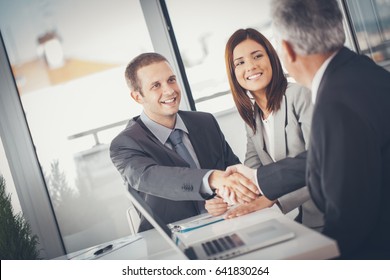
[{"x1": 209, "y1": 170, "x2": 223, "y2": 192}]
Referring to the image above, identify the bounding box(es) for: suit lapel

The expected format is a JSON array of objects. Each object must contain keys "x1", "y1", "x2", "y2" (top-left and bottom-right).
[
  {"x1": 273, "y1": 95, "x2": 287, "y2": 161},
  {"x1": 135, "y1": 117, "x2": 163, "y2": 146}
]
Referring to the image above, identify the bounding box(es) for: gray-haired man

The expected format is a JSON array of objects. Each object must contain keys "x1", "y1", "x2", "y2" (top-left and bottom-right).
[{"x1": 271, "y1": 0, "x2": 390, "y2": 259}]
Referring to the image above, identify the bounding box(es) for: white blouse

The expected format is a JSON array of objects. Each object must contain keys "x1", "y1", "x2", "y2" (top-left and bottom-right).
[{"x1": 261, "y1": 111, "x2": 275, "y2": 162}]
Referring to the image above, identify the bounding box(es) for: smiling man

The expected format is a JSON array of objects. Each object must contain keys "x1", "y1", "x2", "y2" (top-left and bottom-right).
[{"x1": 110, "y1": 52, "x2": 258, "y2": 232}]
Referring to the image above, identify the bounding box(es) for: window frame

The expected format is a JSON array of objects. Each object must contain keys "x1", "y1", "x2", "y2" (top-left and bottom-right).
[{"x1": 0, "y1": 32, "x2": 65, "y2": 259}]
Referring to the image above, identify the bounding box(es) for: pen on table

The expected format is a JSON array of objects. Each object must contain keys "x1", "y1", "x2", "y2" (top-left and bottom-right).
[{"x1": 94, "y1": 244, "x2": 113, "y2": 256}]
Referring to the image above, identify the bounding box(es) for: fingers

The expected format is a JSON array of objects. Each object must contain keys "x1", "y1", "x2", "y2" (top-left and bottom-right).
[
  {"x1": 228, "y1": 189, "x2": 238, "y2": 205},
  {"x1": 205, "y1": 198, "x2": 228, "y2": 216},
  {"x1": 236, "y1": 172, "x2": 259, "y2": 193},
  {"x1": 224, "y1": 165, "x2": 238, "y2": 177},
  {"x1": 209, "y1": 169, "x2": 259, "y2": 203},
  {"x1": 218, "y1": 186, "x2": 237, "y2": 205},
  {"x1": 225, "y1": 196, "x2": 275, "y2": 218},
  {"x1": 227, "y1": 164, "x2": 255, "y2": 182},
  {"x1": 224, "y1": 204, "x2": 251, "y2": 219},
  {"x1": 228, "y1": 173, "x2": 259, "y2": 202}
]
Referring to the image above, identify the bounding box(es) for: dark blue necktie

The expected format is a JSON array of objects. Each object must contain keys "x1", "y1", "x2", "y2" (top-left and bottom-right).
[{"x1": 169, "y1": 129, "x2": 197, "y2": 168}]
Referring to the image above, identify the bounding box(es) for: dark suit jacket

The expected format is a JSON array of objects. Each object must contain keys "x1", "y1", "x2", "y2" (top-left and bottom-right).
[
  {"x1": 110, "y1": 110, "x2": 240, "y2": 232},
  {"x1": 307, "y1": 47, "x2": 390, "y2": 259}
]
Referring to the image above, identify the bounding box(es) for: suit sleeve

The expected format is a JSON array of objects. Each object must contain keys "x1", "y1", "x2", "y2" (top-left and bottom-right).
[
  {"x1": 256, "y1": 151, "x2": 307, "y2": 200},
  {"x1": 309, "y1": 103, "x2": 381, "y2": 256},
  {"x1": 258, "y1": 85, "x2": 312, "y2": 201},
  {"x1": 110, "y1": 135, "x2": 208, "y2": 201}
]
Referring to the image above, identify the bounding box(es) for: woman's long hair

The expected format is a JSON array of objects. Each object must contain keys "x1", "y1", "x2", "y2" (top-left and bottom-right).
[{"x1": 225, "y1": 28, "x2": 287, "y2": 133}]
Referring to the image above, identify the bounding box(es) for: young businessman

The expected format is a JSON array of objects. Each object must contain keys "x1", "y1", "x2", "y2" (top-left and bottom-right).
[
  {"x1": 220, "y1": 0, "x2": 390, "y2": 259},
  {"x1": 110, "y1": 52, "x2": 258, "y2": 232}
]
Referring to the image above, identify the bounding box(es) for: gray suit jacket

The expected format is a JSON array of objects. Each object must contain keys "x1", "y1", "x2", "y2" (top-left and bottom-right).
[
  {"x1": 246, "y1": 83, "x2": 323, "y2": 229},
  {"x1": 110, "y1": 110, "x2": 240, "y2": 232}
]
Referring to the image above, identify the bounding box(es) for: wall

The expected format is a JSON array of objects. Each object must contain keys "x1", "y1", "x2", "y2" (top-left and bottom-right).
[{"x1": 214, "y1": 108, "x2": 247, "y2": 163}]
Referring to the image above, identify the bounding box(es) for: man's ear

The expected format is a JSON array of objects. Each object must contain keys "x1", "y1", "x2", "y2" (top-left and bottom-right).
[
  {"x1": 131, "y1": 91, "x2": 143, "y2": 104},
  {"x1": 281, "y1": 40, "x2": 297, "y2": 63}
]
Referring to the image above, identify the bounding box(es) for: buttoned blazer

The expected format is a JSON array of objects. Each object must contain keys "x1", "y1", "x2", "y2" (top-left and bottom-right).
[
  {"x1": 245, "y1": 83, "x2": 323, "y2": 229},
  {"x1": 307, "y1": 47, "x2": 390, "y2": 258},
  {"x1": 110, "y1": 110, "x2": 240, "y2": 232}
]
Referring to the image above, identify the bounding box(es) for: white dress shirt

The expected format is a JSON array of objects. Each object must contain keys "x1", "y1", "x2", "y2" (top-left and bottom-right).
[{"x1": 311, "y1": 51, "x2": 338, "y2": 104}]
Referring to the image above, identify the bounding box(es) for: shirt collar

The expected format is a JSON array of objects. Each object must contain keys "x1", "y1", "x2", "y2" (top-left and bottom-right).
[
  {"x1": 140, "y1": 111, "x2": 189, "y2": 144},
  {"x1": 311, "y1": 51, "x2": 338, "y2": 104}
]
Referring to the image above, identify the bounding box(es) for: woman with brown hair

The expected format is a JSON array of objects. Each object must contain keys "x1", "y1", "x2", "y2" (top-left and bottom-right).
[{"x1": 207, "y1": 28, "x2": 323, "y2": 230}]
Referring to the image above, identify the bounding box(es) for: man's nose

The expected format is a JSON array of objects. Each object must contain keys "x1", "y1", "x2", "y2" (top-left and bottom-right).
[{"x1": 162, "y1": 83, "x2": 175, "y2": 94}]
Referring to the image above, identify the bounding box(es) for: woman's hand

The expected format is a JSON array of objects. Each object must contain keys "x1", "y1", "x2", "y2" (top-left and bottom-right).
[{"x1": 224, "y1": 196, "x2": 275, "y2": 219}]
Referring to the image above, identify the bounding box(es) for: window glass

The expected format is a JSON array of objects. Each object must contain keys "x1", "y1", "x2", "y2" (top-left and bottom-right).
[
  {"x1": 165, "y1": 0, "x2": 273, "y2": 113},
  {"x1": 0, "y1": 136, "x2": 22, "y2": 215},
  {"x1": 345, "y1": 0, "x2": 390, "y2": 64},
  {"x1": 0, "y1": 0, "x2": 153, "y2": 254}
]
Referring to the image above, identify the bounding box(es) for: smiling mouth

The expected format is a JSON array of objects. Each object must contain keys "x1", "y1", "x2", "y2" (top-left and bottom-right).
[
  {"x1": 161, "y1": 97, "x2": 177, "y2": 104},
  {"x1": 247, "y1": 73, "x2": 263, "y2": 80}
]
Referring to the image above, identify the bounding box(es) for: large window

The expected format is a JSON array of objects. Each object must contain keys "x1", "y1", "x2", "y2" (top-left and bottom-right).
[
  {"x1": 0, "y1": 0, "x2": 153, "y2": 254},
  {"x1": 343, "y1": 0, "x2": 390, "y2": 67},
  {"x1": 165, "y1": 0, "x2": 274, "y2": 113}
]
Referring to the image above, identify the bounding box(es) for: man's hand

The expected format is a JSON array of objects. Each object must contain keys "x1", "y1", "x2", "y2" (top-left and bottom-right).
[
  {"x1": 205, "y1": 197, "x2": 228, "y2": 216},
  {"x1": 209, "y1": 170, "x2": 259, "y2": 204},
  {"x1": 225, "y1": 164, "x2": 257, "y2": 184},
  {"x1": 224, "y1": 196, "x2": 275, "y2": 219}
]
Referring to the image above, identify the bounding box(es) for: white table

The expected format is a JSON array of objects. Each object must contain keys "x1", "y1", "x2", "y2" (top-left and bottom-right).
[
  {"x1": 59, "y1": 208, "x2": 339, "y2": 260},
  {"x1": 173, "y1": 208, "x2": 339, "y2": 259}
]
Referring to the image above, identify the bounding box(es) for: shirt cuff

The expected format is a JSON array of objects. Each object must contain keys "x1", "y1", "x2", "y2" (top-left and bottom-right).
[
  {"x1": 253, "y1": 168, "x2": 263, "y2": 195},
  {"x1": 200, "y1": 170, "x2": 216, "y2": 199}
]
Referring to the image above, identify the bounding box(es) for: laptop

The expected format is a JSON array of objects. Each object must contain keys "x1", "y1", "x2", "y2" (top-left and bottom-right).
[{"x1": 127, "y1": 186, "x2": 295, "y2": 260}]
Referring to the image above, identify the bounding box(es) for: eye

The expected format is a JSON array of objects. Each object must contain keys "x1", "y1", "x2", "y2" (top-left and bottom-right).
[
  {"x1": 151, "y1": 82, "x2": 160, "y2": 89},
  {"x1": 254, "y1": 53, "x2": 263, "y2": 59},
  {"x1": 168, "y1": 77, "x2": 176, "y2": 83},
  {"x1": 234, "y1": 60, "x2": 244, "y2": 68}
]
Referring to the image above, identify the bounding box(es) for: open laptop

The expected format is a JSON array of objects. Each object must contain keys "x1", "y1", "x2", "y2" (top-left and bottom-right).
[{"x1": 127, "y1": 187, "x2": 295, "y2": 260}]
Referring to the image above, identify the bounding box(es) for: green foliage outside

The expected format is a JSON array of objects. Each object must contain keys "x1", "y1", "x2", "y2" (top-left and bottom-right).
[{"x1": 0, "y1": 175, "x2": 40, "y2": 259}]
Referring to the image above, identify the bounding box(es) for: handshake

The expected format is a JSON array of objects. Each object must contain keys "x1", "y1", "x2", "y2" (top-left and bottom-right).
[
  {"x1": 207, "y1": 164, "x2": 275, "y2": 218},
  {"x1": 209, "y1": 164, "x2": 259, "y2": 204}
]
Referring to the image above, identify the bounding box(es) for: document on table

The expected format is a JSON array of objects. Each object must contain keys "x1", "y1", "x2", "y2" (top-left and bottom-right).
[
  {"x1": 69, "y1": 235, "x2": 143, "y2": 260},
  {"x1": 168, "y1": 213, "x2": 225, "y2": 233}
]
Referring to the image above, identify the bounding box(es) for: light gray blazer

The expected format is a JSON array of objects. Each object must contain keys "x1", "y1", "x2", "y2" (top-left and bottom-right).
[{"x1": 244, "y1": 83, "x2": 323, "y2": 229}]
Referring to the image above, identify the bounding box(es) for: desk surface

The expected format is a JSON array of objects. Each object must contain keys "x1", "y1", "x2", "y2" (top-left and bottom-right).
[
  {"x1": 60, "y1": 208, "x2": 339, "y2": 260},
  {"x1": 172, "y1": 208, "x2": 339, "y2": 260}
]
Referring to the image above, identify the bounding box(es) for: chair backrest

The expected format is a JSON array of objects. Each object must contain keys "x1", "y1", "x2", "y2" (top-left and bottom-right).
[{"x1": 126, "y1": 204, "x2": 141, "y2": 235}]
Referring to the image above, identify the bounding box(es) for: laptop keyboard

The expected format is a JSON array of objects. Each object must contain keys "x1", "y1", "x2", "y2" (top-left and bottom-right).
[{"x1": 201, "y1": 234, "x2": 245, "y2": 256}]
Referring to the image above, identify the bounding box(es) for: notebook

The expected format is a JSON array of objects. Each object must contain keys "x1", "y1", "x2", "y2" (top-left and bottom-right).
[{"x1": 127, "y1": 186, "x2": 295, "y2": 260}]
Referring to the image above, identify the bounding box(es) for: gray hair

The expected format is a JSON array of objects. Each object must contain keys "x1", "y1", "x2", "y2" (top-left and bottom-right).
[
  {"x1": 124, "y1": 52, "x2": 168, "y2": 94},
  {"x1": 271, "y1": 0, "x2": 345, "y2": 55}
]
